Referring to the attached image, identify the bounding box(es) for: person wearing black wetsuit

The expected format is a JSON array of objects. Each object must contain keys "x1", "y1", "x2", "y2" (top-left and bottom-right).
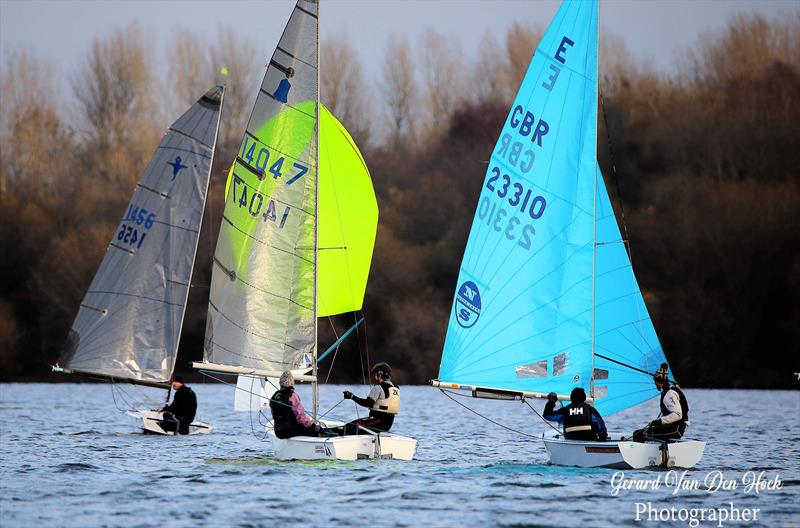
[
  {"x1": 543, "y1": 387, "x2": 608, "y2": 441},
  {"x1": 160, "y1": 375, "x2": 197, "y2": 435}
]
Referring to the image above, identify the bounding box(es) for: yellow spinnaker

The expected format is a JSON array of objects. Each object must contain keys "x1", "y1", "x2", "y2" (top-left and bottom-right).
[
  {"x1": 317, "y1": 105, "x2": 378, "y2": 317},
  {"x1": 222, "y1": 103, "x2": 377, "y2": 318}
]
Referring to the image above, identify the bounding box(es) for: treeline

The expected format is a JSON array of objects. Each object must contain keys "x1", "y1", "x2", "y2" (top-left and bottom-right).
[{"x1": 1, "y1": 14, "x2": 797, "y2": 388}]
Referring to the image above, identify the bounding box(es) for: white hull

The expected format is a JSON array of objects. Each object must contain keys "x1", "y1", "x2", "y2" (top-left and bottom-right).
[
  {"x1": 127, "y1": 410, "x2": 213, "y2": 436},
  {"x1": 542, "y1": 432, "x2": 705, "y2": 469},
  {"x1": 267, "y1": 421, "x2": 416, "y2": 461}
]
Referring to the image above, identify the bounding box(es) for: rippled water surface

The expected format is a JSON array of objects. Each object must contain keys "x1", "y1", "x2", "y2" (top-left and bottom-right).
[{"x1": 1, "y1": 384, "x2": 798, "y2": 527}]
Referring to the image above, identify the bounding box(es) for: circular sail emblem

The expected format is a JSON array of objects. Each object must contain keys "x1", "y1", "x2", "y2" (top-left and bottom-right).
[{"x1": 455, "y1": 281, "x2": 481, "y2": 328}]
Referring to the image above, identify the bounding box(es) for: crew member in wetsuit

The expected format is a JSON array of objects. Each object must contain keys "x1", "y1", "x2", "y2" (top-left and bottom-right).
[
  {"x1": 543, "y1": 387, "x2": 608, "y2": 441},
  {"x1": 633, "y1": 363, "x2": 689, "y2": 441},
  {"x1": 269, "y1": 371, "x2": 322, "y2": 439},
  {"x1": 341, "y1": 362, "x2": 400, "y2": 435},
  {"x1": 160, "y1": 375, "x2": 197, "y2": 435}
]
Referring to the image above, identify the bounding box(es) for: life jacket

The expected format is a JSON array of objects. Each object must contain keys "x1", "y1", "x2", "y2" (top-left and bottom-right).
[
  {"x1": 370, "y1": 380, "x2": 400, "y2": 415},
  {"x1": 270, "y1": 388, "x2": 296, "y2": 425},
  {"x1": 660, "y1": 385, "x2": 689, "y2": 424},
  {"x1": 562, "y1": 402, "x2": 594, "y2": 436}
]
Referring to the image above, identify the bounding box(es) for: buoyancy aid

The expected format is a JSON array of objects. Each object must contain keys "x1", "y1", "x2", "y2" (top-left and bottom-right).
[
  {"x1": 660, "y1": 385, "x2": 689, "y2": 423},
  {"x1": 270, "y1": 388, "x2": 296, "y2": 424},
  {"x1": 370, "y1": 381, "x2": 400, "y2": 415},
  {"x1": 562, "y1": 402, "x2": 594, "y2": 435}
]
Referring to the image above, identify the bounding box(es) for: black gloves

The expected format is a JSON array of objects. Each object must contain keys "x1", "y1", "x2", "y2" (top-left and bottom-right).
[
  {"x1": 343, "y1": 390, "x2": 353, "y2": 400},
  {"x1": 547, "y1": 392, "x2": 558, "y2": 403},
  {"x1": 649, "y1": 419, "x2": 661, "y2": 428}
]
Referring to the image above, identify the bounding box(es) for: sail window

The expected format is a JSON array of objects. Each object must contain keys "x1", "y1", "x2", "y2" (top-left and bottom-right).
[
  {"x1": 553, "y1": 353, "x2": 570, "y2": 376},
  {"x1": 593, "y1": 368, "x2": 609, "y2": 380},
  {"x1": 594, "y1": 386, "x2": 608, "y2": 399},
  {"x1": 515, "y1": 360, "x2": 547, "y2": 378}
]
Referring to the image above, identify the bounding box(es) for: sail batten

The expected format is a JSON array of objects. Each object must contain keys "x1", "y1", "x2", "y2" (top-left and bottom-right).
[
  {"x1": 438, "y1": 0, "x2": 666, "y2": 416},
  {"x1": 58, "y1": 86, "x2": 225, "y2": 385}
]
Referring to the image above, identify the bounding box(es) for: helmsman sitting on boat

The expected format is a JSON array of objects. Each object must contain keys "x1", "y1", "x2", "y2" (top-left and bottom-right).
[
  {"x1": 158, "y1": 376, "x2": 197, "y2": 435},
  {"x1": 269, "y1": 371, "x2": 323, "y2": 439},
  {"x1": 340, "y1": 362, "x2": 399, "y2": 435},
  {"x1": 543, "y1": 387, "x2": 608, "y2": 441},
  {"x1": 633, "y1": 363, "x2": 689, "y2": 441}
]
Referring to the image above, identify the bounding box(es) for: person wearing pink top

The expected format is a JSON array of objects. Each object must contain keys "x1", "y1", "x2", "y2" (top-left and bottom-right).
[{"x1": 269, "y1": 371, "x2": 322, "y2": 439}]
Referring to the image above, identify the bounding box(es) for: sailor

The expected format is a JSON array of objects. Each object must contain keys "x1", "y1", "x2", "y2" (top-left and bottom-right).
[
  {"x1": 159, "y1": 375, "x2": 197, "y2": 435},
  {"x1": 341, "y1": 362, "x2": 400, "y2": 435},
  {"x1": 633, "y1": 363, "x2": 689, "y2": 441},
  {"x1": 269, "y1": 371, "x2": 322, "y2": 439},
  {"x1": 543, "y1": 387, "x2": 608, "y2": 441}
]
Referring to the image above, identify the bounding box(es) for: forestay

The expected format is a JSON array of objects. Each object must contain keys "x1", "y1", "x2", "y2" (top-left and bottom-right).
[
  {"x1": 59, "y1": 86, "x2": 224, "y2": 386},
  {"x1": 437, "y1": 0, "x2": 667, "y2": 416}
]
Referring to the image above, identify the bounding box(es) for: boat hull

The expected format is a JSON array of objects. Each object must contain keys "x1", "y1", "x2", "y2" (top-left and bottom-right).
[
  {"x1": 267, "y1": 427, "x2": 417, "y2": 461},
  {"x1": 128, "y1": 410, "x2": 213, "y2": 436},
  {"x1": 543, "y1": 433, "x2": 705, "y2": 469}
]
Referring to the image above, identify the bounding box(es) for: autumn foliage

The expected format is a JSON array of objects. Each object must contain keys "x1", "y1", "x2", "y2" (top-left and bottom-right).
[{"x1": 1, "y1": 15, "x2": 797, "y2": 388}]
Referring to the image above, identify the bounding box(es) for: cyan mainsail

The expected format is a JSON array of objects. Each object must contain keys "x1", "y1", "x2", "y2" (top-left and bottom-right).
[
  {"x1": 58, "y1": 86, "x2": 224, "y2": 387},
  {"x1": 437, "y1": 0, "x2": 667, "y2": 416}
]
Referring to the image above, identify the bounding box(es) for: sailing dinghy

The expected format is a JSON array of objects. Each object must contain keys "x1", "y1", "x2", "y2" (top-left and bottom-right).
[
  {"x1": 192, "y1": 0, "x2": 416, "y2": 461},
  {"x1": 53, "y1": 86, "x2": 224, "y2": 435},
  {"x1": 430, "y1": 0, "x2": 704, "y2": 469}
]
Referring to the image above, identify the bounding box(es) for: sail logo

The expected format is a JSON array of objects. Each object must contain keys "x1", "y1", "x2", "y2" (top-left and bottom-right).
[
  {"x1": 167, "y1": 156, "x2": 188, "y2": 181},
  {"x1": 455, "y1": 281, "x2": 481, "y2": 328}
]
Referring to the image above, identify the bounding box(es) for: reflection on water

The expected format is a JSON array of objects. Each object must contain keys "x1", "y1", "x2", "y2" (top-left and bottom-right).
[{"x1": 1, "y1": 384, "x2": 798, "y2": 527}]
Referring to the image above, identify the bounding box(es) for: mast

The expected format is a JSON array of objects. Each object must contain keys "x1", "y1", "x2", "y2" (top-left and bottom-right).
[
  {"x1": 311, "y1": 0, "x2": 321, "y2": 420},
  {"x1": 590, "y1": 2, "x2": 600, "y2": 400},
  {"x1": 170, "y1": 87, "x2": 225, "y2": 390}
]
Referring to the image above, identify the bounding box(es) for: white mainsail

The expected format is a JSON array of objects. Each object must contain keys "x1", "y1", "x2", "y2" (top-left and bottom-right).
[
  {"x1": 58, "y1": 86, "x2": 225, "y2": 387},
  {"x1": 203, "y1": 0, "x2": 320, "y2": 375}
]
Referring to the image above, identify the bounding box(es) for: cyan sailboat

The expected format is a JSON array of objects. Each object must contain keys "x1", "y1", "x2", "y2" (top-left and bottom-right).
[{"x1": 431, "y1": 0, "x2": 704, "y2": 469}]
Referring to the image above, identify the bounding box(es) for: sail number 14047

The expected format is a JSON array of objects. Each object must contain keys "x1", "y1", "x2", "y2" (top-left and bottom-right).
[{"x1": 480, "y1": 165, "x2": 547, "y2": 251}]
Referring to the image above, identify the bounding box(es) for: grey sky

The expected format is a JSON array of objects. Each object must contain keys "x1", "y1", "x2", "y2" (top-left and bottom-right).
[{"x1": 1, "y1": 0, "x2": 796, "y2": 84}]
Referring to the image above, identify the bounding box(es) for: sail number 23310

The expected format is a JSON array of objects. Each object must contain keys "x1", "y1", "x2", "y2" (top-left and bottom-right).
[{"x1": 480, "y1": 165, "x2": 547, "y2": 251}]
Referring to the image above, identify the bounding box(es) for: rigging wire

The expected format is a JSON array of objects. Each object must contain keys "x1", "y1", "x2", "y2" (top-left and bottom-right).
[
  {"x1": 599, "y1": 90, "x2": 632, "y2": 260},
  {"x1": 323, "y1": 316, "x2": 341, "y2": 384},
  {"x1": 438, "y1": 389, "x2": 542, "y2": 440},
  {"x1": 522, "y1": 399, "x2": 563, "y2": 435}
]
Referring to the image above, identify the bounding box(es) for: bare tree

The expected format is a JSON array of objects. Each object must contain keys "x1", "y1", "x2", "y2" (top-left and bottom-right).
[
  {"x1": 0, "y1": 48, "x2": 72, "y2": 194},
  {"x1": 505, "y1": 22, "x2": 542, "y2": 96},
  {"x1": 473, "y1": 23, "x2": 541, "y2": 106},
  {"x1": 167, "y1": 29, "x2": 214, "y2": 113},
  {"x1": 321, "y1": 33, "x2": 370, "y2": 146},
  {"x1": 379, "y1": 35, "x2": 418, "y2": 146},
  {"x1": 419, "y1": 29, "x2": 466, "y2": 140},
  {"x1": 473, "y1": 32, "x2": 508, "y2": 103},
  {"x1": 210, "y1": 27, "x2": 260, "y2": 152}
]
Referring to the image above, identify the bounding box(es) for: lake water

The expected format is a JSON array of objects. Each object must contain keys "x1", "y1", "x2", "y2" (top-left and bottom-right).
[{"x1": 1, "y1": 384, "x2": 798, "y2": 527}]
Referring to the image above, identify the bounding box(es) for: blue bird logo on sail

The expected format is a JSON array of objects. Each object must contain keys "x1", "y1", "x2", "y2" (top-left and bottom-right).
[
  {"x1": 167, "y1": 156, "x2": 188, "y2": 181},
  {"x1": 455, "y1": 281, "x2": 481, "y2": 328}
]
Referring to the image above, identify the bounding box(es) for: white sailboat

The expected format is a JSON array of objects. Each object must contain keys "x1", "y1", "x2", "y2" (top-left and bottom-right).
[
  {"x1": 191, "y1": 0, "x2": 416, "y2": 461},
  {"x1": 53, "y1": 86, "x2": 224, "y2": 435},
  {"x1": 431, "y1": 0, "x2": 704, "y2": 469}
]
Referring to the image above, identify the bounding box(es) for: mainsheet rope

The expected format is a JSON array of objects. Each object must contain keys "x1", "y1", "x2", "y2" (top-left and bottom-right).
[{"x1": 438, "y1": 388, "x2": 546, "y2": 440}]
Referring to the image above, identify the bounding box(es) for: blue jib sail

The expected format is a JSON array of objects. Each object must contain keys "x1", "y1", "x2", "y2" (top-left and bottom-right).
[{"x1": 438, "y1": 0, "x2": 667, "y2": 416}]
